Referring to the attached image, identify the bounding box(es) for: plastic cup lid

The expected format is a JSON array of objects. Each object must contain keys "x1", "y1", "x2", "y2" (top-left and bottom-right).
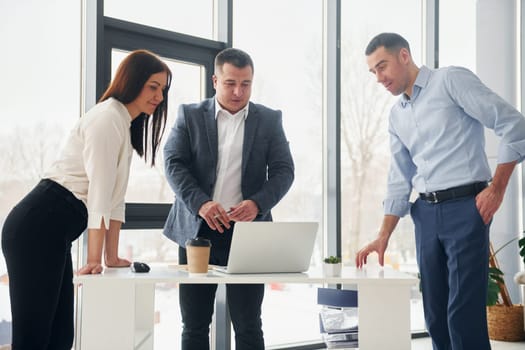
[{"x1": 185, "y1": 237, "x2": 212, "y2": 247}]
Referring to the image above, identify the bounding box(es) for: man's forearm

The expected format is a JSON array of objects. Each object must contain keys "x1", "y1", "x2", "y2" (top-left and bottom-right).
[
  {"x1": 379, "y1": 215, "x2": 400, "y2": 240},
  {"x1": 491, "y1": 160, "x2": 517, "y2": 192}
]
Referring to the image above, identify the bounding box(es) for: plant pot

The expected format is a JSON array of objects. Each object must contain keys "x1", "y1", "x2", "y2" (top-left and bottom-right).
[
  {"x1": 323, "y1": 262, "x2": 342, "y2": 277},
  {"x1": 486, "y1": 304, "x2": 525, "y2": 341}
]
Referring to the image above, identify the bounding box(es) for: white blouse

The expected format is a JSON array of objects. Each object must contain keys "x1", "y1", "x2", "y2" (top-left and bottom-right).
[{"x1": 44, "y1": 98, "x2": 133, "y2": 230}]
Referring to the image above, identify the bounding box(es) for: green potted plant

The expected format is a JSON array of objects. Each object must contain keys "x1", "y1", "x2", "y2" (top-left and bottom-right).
[
  {"x1": 486, "y1": 234, "x2": 525, "y2": 341},
  {"x1": 323, "y1": 256, "x2": 342, "y2": 277}
]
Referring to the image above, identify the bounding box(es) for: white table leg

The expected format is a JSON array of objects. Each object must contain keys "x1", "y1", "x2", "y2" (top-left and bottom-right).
[
  {"x1": 358, "y1": 283, "x2": 412, "y2": 350},
  {"x1": 77, "y1": 280, "x2": 155, "y2": 350},
  {"x1": 134, "y1": 283, "x2": 155, "y2": 350}
]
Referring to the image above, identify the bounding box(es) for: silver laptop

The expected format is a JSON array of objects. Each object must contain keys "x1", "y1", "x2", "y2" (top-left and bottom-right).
[{"x1": 214, "y1": 221, "x2": 318, "y2": 274}]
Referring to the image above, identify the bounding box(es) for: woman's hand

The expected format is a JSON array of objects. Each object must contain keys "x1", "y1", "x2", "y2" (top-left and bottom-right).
[
  {"x1": 78, "y1": 262, "x2": 103, "y2": 275},
  {"x1": 105, "y1": 257, "x2": 131, "y2": 268}
]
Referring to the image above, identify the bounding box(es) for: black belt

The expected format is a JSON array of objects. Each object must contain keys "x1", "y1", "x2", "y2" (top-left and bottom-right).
[{"x1": 419, "y1": 182, "x2": 488, "y2": 204}]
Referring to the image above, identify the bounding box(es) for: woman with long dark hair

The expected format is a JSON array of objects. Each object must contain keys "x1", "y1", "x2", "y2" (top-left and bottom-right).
[{"x1": 1, "y1": 49, "x2": 171, "y2": 350}]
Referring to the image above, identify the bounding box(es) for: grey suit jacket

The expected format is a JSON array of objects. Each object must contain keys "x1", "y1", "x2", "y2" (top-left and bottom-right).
[{"x1": 163, "y1": 97, "x2": 295, "y2": 247}]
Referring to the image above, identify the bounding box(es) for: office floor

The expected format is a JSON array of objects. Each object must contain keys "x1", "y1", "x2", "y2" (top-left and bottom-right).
[
  {"x1": 320, "y1": 338, "x2": 525, "y2": 349},
  {"x1": 412, "y1": 337, "x2": 525, "y2": 349}
]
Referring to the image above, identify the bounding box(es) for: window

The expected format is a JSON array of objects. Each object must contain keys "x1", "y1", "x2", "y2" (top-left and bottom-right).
[
  {"x1": 438, "y1": 0, "x2": 477, "y2": 71},
  {"x1": 108, "y1": 50, "x2": 207, "y2": 348},
  {"x1": 233, "y1": 0, "x2": 324, "y2": 346},
  {"x1": 4, "y1": 0, "x2": 492, "y2": 347},
  {"x1": 110, "y1": 50, "x2": 206, "y2": 203},
  {"x1": 104, "y1": 0, "x2": 215, "y2": 40},
  {"x1": 523, "y1": 3, "x2": 525, "y2": 234},
  {"x1": 100, "y1": 16, "x2": 224, "y2": 347},
  {"x1": 0, "y1": 0, "x2": 82, "y2": 345},
  {"x1": 340, "y1": 0, "x2": 426, "y2": 332}
]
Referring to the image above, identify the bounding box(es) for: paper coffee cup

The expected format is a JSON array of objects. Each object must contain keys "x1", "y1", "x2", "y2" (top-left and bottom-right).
[{"x1": 185, "y1": 237, "x2": 212, "y2": 275}]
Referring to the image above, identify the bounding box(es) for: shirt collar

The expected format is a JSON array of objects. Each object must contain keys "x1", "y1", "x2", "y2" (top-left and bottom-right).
[
  {"x1": 400, "y1": 65, "x2": 431, "y2": 108},
  {"x1": 214, "y1": 98, "x2": 249, "y2": 120}
]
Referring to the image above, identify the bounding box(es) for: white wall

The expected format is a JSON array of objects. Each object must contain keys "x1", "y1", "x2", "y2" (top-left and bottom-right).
[{"x1": 476, "y1": 0, "x2": 523, "y2": 304}]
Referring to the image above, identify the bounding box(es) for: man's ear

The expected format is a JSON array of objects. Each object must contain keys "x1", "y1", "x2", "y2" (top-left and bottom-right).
[
  {"x1": 399, "y1": 48, "x2": 411, "y2": 64},
  {"x1": 212, "y1": 75, "x2": 218, "y2": 89}
]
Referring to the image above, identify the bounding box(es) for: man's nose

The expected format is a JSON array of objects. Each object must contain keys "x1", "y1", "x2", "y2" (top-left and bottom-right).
[
  {"x1": 233, "y1": 86, "x2": 243, "y2": 96},
  {"x1": 375, "y1": 72, "x2": 383, "y2": 83}
]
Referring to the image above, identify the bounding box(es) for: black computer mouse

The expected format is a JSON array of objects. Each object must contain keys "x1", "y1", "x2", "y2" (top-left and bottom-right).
[{"x1": 131, "y1": 261, "x2": 150, "y2": 273}]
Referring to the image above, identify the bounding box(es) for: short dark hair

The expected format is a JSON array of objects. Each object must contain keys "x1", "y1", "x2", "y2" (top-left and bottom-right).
[
  {"x1": 365, "y1": 32, "x2": 411, "y2": 56},
  {"x1": 214, "y1": 48, "x2": 254, "y2": 74},
  {"x1": 99, "y1": 49, "x2": 172, "y2": 167}
]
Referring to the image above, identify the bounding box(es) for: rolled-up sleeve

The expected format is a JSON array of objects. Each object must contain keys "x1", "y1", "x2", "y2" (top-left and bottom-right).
[
  {"x1": 384, "y1": 123, "x2": 416, "y2": 217},
  {"x1": 447, "y1": 67, "x2": 525, "y2": 165}
]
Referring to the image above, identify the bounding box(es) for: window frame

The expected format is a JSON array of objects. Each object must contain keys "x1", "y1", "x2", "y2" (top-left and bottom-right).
[
  {"x1": 99, "y1": 16, "x2": 226, "y2": 229},
  {"x1": 86, "y1": 0, "x2": 445, "y2": 348}
]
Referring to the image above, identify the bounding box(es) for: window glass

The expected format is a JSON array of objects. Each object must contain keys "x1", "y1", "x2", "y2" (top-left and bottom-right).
[
  {"x1": 340, "y1": 0, "x2": 425, "y2": 332},
  {"x1": 439, "y1": 0, "x2": 477, "y2": 71},
  {"x1": 111, "y1": 50, "x2": 205, "y2": 203},
  {"x1": 0, "y1": 0, "x2": 82, "y2": 344},
  {"x1": 233, "y1": 0, "x2": 324, "y2": 346},
  {"x1": 104, "y1": 0, "x2": 214, "y2": 40}
]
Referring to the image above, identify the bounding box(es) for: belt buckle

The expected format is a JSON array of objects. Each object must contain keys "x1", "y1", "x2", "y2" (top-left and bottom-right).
[{"x1": 429, "y1": 191, "x2": 439, "y2": 204}]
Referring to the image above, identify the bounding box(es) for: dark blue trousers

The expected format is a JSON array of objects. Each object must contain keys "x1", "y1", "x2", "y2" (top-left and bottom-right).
[
  {"x1": 1, "y1": 179, "x2": 87, "y2": 350},
  {"x1": 411, "y1": 196, "x2": 491, "y2": 350},
  {"x1": 178, "y1": 224, "x2": 265, "y2": 350}
]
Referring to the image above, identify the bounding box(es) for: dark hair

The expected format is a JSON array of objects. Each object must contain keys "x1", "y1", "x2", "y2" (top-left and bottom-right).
[
  {"x1": 214, "y1": 48, "x2": 254, "y2": 74},
  {"x1": 365, "y1": 32, "x2": 411, "y2": 56},
  {"x1": 99, "y1": 49, "x2": 172, "y2": 167}
]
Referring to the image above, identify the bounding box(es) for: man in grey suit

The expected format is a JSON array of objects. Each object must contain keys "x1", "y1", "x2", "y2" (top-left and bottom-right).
[{"x1": 163, "y1": 48, "x2": 294, "y2": 350}]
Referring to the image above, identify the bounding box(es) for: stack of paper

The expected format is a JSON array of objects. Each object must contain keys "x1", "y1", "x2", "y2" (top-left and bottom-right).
[
  {"x1": 317, "y1": 287, "x2": 360, "y2": 349},
  {"x1": 319, "y1": 307, "x2": 359, "y2": 348}
]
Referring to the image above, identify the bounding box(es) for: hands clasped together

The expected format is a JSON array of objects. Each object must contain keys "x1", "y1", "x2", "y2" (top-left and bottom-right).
[{"x1": 198, "y1": 199, "x2": 259, "y2": 233}]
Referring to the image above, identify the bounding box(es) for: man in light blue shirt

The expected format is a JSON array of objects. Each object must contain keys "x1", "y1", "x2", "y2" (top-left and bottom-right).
[{"x1": 355, "y1": 33, "x2": 525, "y2": 350}]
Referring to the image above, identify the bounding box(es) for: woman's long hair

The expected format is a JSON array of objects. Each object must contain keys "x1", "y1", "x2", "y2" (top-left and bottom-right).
[{"x1": 99, "y1": 49, "x2": 172, "y2": 167}]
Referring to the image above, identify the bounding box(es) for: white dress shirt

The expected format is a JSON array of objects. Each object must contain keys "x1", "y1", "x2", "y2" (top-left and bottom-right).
[
  {"x1": 212, "y1": 99, "x2": 248, "y2": 211},
  {"x1": 44, "y1": 98, "x2": 133, "y2": 229}
]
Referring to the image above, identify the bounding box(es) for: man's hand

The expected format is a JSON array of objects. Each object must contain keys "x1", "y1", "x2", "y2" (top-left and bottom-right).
[
  {"x1": 355, "y1": 215, "x2": 398, "y2": 268},
  {"x1": 229, "y1": 200, "x2": 259, "y2": 222},
  {"x1": 476, "y1": 161, "x2": 516, "y2": 225},
  {"x1": 199, "y1": 201, "x2": 231, "y2": 233},
  {"x1": 355, "y1": 236, "x2": 390, "y2": 268},
  {"x1": 475, "y1": 184, "x2": 505, "y2": 225}
]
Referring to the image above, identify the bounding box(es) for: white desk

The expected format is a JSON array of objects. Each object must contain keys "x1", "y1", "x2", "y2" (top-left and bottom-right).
[{"x1": 74, "y1": 266, "x2": 417, "y2": 350}]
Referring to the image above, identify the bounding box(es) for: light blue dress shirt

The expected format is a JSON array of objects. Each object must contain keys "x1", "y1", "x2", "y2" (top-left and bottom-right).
[{"x1": 384, "y1": 65, "x2": 525, "y2": 217}]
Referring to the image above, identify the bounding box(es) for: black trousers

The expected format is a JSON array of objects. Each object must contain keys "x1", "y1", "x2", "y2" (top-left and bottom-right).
[
  {"x1": 178, "y1": 224, "x2": 265, "y2": 350},
  {"x1": 1, "y1": 179, "x2": 87, "y2": 350}
]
